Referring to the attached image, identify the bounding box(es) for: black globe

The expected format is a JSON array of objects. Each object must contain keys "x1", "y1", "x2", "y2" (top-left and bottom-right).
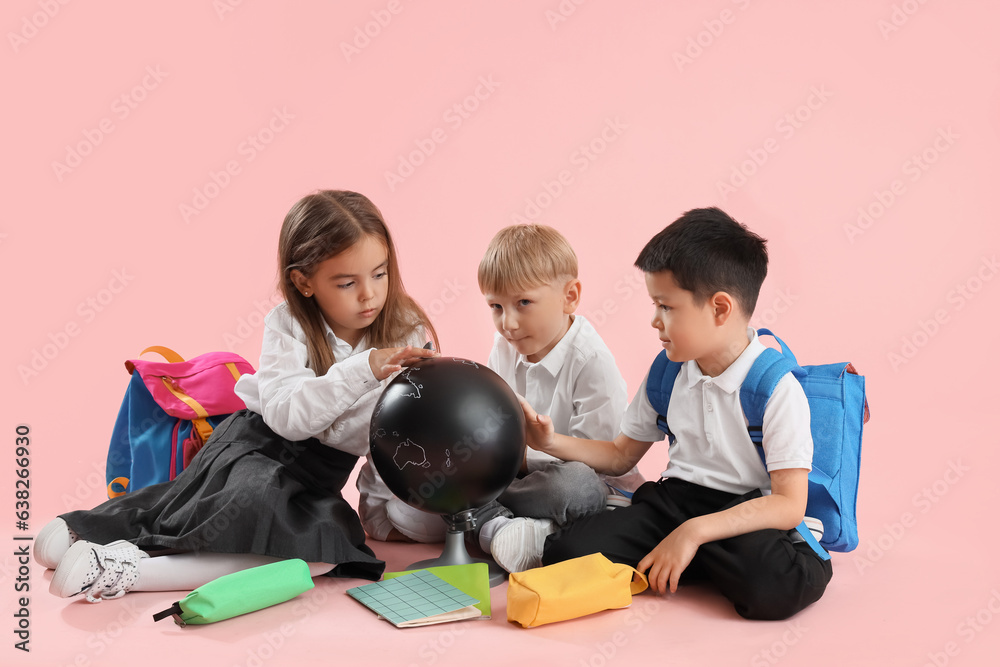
[{"x1": 369, "y1": 357, "x2": 526, "y2": 516}]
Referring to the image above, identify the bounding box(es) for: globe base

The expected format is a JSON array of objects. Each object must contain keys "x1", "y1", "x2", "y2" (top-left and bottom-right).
[{"x1": 406, "y1": 510, "x2": 507, "y2": 587}]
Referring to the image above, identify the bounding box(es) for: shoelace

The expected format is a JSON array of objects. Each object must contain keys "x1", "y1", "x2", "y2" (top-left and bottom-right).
[{"x1": 85, "y1": 548, "x2": 143, "y2": 603}]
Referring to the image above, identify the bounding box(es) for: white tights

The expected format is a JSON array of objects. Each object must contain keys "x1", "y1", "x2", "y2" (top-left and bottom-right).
[
  {"x1": 133, "y1": 552, "x2": 335, "y2": 591},
  {"x1": 41, "y1": 517, "x2": 335, "y2": 592}
]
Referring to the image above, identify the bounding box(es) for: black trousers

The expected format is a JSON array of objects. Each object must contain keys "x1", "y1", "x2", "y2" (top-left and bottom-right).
[{"x1": 541, "y1": 478, "x2": 833, "y2": 620}]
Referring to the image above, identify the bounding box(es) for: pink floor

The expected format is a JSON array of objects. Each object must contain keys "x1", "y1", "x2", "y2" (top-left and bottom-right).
[{"x1": 18, "y1": 443, "x2": 998, "y2": 667}]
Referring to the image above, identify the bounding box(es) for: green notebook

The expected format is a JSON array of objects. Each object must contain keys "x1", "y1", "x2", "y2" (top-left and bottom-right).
[
  {"x1": 347, "y1": 570, "x2": 481, "y2": 628},
  {"x1": 384, "y1": 563, "x2": 492, "y2": 620}
]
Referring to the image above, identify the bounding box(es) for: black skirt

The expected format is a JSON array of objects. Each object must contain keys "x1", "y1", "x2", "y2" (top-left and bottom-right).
[{"x1": 61, "y1": 410, "x2": 384, "y2": 581}]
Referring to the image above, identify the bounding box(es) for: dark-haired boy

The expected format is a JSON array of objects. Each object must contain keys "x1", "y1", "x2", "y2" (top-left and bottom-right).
[{"x1": 520, "y1": 208, "x2": 832, "y2": 620}]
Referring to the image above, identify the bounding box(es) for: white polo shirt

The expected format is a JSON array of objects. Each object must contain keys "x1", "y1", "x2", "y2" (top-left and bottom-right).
[
  {"x1": 620, "y1": 328, "x2": 812, "y2": 495},
  {"x1": 488, "y1": 315, "x2": 644, "y2": 490}
]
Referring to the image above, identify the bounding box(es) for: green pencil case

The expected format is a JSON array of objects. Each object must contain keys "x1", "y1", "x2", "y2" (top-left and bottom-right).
[{"x1": 152, "y1": 559, "x2": 314, "y2": 626}]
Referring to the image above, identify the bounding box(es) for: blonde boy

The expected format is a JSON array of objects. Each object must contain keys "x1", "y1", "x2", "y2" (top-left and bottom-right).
[{"x1": 476, "y1": 224, "x2": 643, "y2": 572}]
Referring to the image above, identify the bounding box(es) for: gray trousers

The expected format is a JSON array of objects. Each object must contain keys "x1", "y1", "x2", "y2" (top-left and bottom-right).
[{"x1": 474, "y1": 460, "x2": 608, "y2": 535}]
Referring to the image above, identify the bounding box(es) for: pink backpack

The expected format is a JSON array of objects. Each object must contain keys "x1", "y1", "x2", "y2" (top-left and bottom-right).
[{"x1": 106, "y1": 347, "x2": 255, "y2": 498}]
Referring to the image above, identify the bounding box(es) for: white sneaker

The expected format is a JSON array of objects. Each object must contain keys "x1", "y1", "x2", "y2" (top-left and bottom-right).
[
  {"x1": 790, "y1": 517, "x2": 825, "y2": 545},
  {"x1": 605, "y1": 485, "x2": 633, "y2": 510},
  {"x1": 50, "y1": 540, "x2": 147, "y2": 603},
  {"x1": 477, "y1": 515, "x2": 513, "y2": 553},
  {"x1": 35, "y1": 518, "x2": 79, "y2": 569},
  {"x1": 490, "y1": 518, "x2": 556, "y2": 573},
  {"x1": 803, "y1": 516, "x2": 824, "y2": 542}
]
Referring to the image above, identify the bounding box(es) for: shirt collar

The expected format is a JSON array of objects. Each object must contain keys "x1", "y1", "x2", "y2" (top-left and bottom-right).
[
  {"x1": 683, "y1": 327, "x2": 764, "y2": 393},
  {"x1": 514, "y1": 315, "x2": 580, "y2": 377},
  {"x1": 323, "y1": 321, "x2": 367, "y2": 362}
]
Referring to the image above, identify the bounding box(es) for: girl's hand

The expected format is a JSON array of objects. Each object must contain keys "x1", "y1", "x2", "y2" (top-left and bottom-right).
[
  {"x1": 518, "y1": 396, "x2": 555, "y2": 454},
  {"x1": 369, "y1": 345, "x2": 438, "y2": 381}
]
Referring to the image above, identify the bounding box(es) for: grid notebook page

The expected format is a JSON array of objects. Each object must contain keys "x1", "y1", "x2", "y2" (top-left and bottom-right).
[{"x1": 347, "y1": 570, "x2": 480, "y2": 626}]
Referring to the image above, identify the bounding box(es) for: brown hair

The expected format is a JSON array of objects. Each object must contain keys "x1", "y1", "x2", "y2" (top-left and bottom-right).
[
  {"x1": 278, "y1": 190, "x2": 439, "y2": 375},
  {"x1": 478, "y1": 224, "x2": 578, "y2": 295}
]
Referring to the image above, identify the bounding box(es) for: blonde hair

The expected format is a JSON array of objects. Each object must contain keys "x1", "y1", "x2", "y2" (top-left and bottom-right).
[
  {"x1": 278, "y1": 190, "x2": 439, "y2": 375},
  {"x1": 478, "y1": 224, "x2": 578, "y2": 295}
]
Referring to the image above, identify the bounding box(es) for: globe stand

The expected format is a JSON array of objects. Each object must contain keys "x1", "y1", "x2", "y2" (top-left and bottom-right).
[{"x1": 406, "y1": 509, "x2": 507, "y2": 587}]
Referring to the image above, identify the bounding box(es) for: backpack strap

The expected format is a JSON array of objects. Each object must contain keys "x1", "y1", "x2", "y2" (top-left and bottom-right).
[
  {"x1": 140, "y1": 346, "x2": 185, "y2": 364},
  {"x1": 645, "y1": 350, "x2": 683, "y2": 444},
  {"x1": 755, "y1": 328, "x2": 799, "y2": 365},
  {"x1": 792, "y1": 522, "x2": 830, "y2": 561},
  {"x1": 107, "y1": 477, "x2": 129, "y2": 499},
  {"x1": 739, "y1": 347, "x2": 798, "y2": 448},
  {"x1": 741, "y1": 331, "x2": 831, "y2": 562}
]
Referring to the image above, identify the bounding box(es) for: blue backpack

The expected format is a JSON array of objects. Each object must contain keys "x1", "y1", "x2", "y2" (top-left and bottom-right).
[
  {"x1": 105, "y1": 347, "x2": 254, "y2": 498},
  {"x1": 645, "y1": 329, "x2": 869, "y2": 559}
]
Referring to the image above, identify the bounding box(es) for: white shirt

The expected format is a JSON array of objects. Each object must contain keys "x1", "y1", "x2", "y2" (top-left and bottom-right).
[
  {"x1": 488, "y1": 315, "x2": 644, "y2": 490},
  {"x1": 620, "y1": 328, "x2": 812, "y2": 495},
  {"x1": 235, "y1": 302, "x2": 412, "y2": 457},
  {"x1": 236, "y1": 303, "x2": 429, "y2": 542}
]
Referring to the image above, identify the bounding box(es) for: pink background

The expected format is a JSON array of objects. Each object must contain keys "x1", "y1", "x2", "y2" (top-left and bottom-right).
[{"x1": 3, "y1": 1, "x2": 999, "y2": 665}]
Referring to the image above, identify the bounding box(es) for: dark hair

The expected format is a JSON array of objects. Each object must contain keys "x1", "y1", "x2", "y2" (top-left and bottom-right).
[{"x1": 634, "y1": 207, "x2": 768, "y2": 316}]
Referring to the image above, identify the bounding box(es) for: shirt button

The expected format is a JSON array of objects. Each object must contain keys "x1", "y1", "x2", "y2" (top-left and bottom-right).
[
  {"x1": 705, "y1": 380, "x2": 713, "y2": 388},
  {"x1": 707, "y1": 404, "x2": 713, "y2": 412}
]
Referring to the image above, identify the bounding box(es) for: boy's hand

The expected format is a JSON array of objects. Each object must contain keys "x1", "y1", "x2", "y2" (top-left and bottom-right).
[
  {"x1": 369, "y1": 345, "x2": 438, "y2": 381},
  {"x1": 637, "y1": 520, "x2": 703, "y2": 595},
  {"x1": 518, "y1": 396, "x2": 555, "y2": 454}
]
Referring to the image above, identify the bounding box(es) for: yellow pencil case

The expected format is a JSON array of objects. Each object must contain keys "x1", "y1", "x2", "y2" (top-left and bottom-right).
[{"x1": 506, "y1": 553, "x2": 648, "y2": 628}]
